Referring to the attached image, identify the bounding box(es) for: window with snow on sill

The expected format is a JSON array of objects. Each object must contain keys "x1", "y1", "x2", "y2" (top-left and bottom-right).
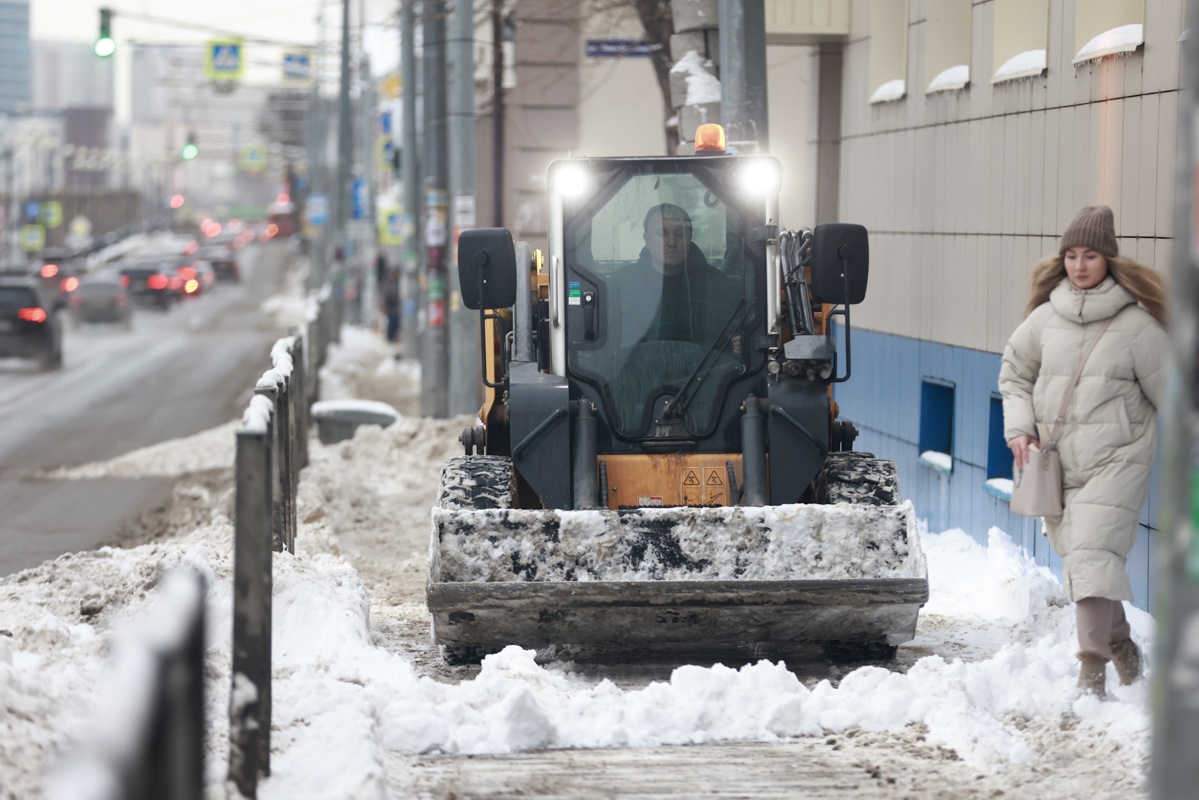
[
  {"x1": 927, "y1": 64, "x2": 969, "y2": 93},
  {"x1": 919, "y1": 450, "x2": 953, "y2": 474},
  {"x1": 984, "y1": 477, "x2": 1013, "y2": 501},
  {"x1": 1074, "y1": 24, "x2": 1143, "y2": 64},
  {"x1": 869, "y1": 79, "x2": 905, "y2": 104},
  {"x1": 991, "y1": 49, "x2": 1046, "y2": 83}
]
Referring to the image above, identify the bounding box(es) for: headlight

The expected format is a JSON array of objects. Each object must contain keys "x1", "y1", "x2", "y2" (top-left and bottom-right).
[
  {"x1": 738, "y1": 158, "x2": 781, "y2": 197},
  {"x1": 551, "y1": 162, "x2": 591, "y2": 199}
]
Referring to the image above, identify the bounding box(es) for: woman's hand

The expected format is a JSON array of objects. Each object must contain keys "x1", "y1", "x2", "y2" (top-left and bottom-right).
[{"x1": 1008, "y1": 435, "x2": 1037, "y2": 471}]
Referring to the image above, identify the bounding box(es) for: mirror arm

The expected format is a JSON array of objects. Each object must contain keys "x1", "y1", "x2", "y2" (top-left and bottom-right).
[
  {"x1": 477, "y1": 267, "x2": 507, "y2": 390},
  {"x1": 827, "y1": 252, "x2": 853, "y2": 384}
]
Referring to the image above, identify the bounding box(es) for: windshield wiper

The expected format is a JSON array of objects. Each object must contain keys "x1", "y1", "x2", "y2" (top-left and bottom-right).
[{"x1": 663, "y1": 298, "x2": 746, "y2": 422}]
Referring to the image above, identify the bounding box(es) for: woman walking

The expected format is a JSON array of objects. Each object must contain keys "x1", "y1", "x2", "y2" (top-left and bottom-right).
[{"x1": 999, "y1": 205, "x2": 1168, "y2": 699}]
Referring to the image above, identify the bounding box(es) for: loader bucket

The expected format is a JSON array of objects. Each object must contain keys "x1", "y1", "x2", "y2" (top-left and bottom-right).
[{"x1": 427, "y1": 502, "x2": 928, "y2": 663}]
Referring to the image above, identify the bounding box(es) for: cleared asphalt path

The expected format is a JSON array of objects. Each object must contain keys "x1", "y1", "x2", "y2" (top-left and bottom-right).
[{"x1": 0, "y1": 239, "x2": 294, "y2": 576}]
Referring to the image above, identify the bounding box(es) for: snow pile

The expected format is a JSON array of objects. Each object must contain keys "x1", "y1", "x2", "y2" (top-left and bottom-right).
[
  {"x1": 433, "y1": 502, "x2": 922, "y2": 582},
  {"x1": 1075, "y1": 24, "x2": 1143, "y2": 63},
  {"x1": 993, "y1": 49, "x2": 1047, "y2": 82},
  {"x1": 927, "y1": 64, "x2": 969, "y2": 93},
  {"x1": 41, "y1": 420, "x2": 240, "y2": 479},
  {"x1": 669, "y1": 50, "x2": 721, "y2": 107},
  {"x1": 869, "y1": 79, "x2": 905, "y2": 103}
]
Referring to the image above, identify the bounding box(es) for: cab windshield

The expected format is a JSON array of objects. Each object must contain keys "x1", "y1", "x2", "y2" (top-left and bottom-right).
[{"x1": 566, "y1": 165, "x2": 759, "y2": 439}]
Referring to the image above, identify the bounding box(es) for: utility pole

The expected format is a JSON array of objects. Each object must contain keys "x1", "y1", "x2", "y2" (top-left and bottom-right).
[
  {"x1": 336, "y1": 0, "x2": 353, "y2": 277},
  {"x1": 400, "y1": 1, "x2": 420, "y2": 358},
  {"x1": 421, "y1": 0, "x2": 449, "y2": 417},
  {"x1": 1150, "y1": 1, "x2": 1199, "y2": 796},
  {"x1": 491, "y1": 1, "x2": 505, "y2": 226},
  {"x1": 718, "y1": 0, "x2": 769, "y2": 152},
  {"x1": 448, "y1": 0, "x2": 480, "y2": 416}
]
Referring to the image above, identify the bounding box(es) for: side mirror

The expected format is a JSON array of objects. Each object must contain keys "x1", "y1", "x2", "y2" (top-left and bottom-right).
[
  {"x1": 459, "y1": 228, "x2": 517, "y2": 310},
  {"x1": 810, "y1": 223, "x2": 869, "y2": 305}
]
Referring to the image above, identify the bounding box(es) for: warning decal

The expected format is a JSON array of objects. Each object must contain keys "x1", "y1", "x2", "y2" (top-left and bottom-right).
[
  {"x1": 706, "y1": 470, "x2": 723, "y2": 486},
  {"x1": 683, "y1": 470, "x2": 701, "y2": 486}
]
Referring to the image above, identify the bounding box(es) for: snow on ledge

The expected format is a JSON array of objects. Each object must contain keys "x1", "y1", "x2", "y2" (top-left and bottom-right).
[
  {"x1": 984, "y1": 478, "x2": 1013, "y2": 502},
  {"x1": 991, "y1": 49, "x2": 1047, "y2": 83},
  {"x1": 869, "y1": 78, "x2": 906, "y2": 104},
  {"x1": 927, "y1": 64, "x2": 969, "y2": 93},
  {"x1": 241, "y1": 394, "x2": 274, "y2": 434},
  {"x1": 311, "y1": 399, "x2": 401, "y2": 420},
  {"x1": 669, "y1": 50, "x2": 722, "y2": 107},
  {"x1": 1074, "y1": 24, "x2": 1143, "y2": 63},
  {"x1": 919, "y1": 450, "x2": 953, "y2": 474}
]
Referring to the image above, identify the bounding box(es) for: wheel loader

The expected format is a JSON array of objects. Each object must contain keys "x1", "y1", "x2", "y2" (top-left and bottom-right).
[{"x1": 428, "y1": 125, "x2": 927, "y2": 664}]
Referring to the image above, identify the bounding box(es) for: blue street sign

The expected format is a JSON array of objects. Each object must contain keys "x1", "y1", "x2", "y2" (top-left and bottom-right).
[
  {"x1": 24, "y1": 201, "x2": 40, "y2": 221},
  {"x1": 283, "y1": 52, "x2": 312, "y2": 81},
  {"x1": 306, "y1": 194, "x2": 328, "y2": 226},
  {"x1": 585, "y1": 39, "x2": 657, "y2": 58},
  {"x1": 380, "y1": 111, "x2": 392, "y2": 135},
  {"x1": 351, "y1": 179, "x2": 366, "y2": 220}
]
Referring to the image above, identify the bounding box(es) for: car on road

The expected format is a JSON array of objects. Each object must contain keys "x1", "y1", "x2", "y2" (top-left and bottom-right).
[
  {"x1": 0, "y1": 277, "x2": 63, "y2": 370},
  {"x1": 68, "y1": 274, "x2": 132, "y2": 330},
  {"x1": 118, "y1": 262, "x2": 176, "y2": 310},
  {"x1": 197, "y1": 244, "x2": 240, "y2": 283},
  {"x1": 35, "y1": 249, "x2": 82, "y2": 312}
]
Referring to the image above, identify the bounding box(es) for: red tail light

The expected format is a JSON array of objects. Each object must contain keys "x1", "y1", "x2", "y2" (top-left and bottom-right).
[
  {"x1": 18, "y1": 307, "x2": 47, "y2": 323},
  {"x1": 147, "y1": 274, "x2": 169, "y2": 290},
  {"x1": 61, "y1": 276, "x2": 79, "y2": 292},
  {"x1": 40, "y1": 263, "x2": 59, "y2": 278},
  {"x1": 168, "y1": 276, "x2": 183, "y2": 291},
  {"x1": 120, "y1": 275, "x2": 130, "y2": 288},
  {"x1": 177, "y1": 266, "x2": 196, "y2": 281}
]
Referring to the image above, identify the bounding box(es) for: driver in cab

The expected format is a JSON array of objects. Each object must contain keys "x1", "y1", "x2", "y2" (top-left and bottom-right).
[{"x1": 610, "y1": 203, "x2": 738, "y2": 349}]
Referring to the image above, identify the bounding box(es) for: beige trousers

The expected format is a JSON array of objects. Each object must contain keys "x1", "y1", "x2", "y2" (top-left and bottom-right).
[{"x1": 1076, "y1": 597, "x2": 1132, "y2": 660}]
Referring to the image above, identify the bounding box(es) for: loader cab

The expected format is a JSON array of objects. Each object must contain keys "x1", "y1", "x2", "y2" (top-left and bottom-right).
[{"x1": 550, "y1": 156, "x2": 776, "y2": 451}]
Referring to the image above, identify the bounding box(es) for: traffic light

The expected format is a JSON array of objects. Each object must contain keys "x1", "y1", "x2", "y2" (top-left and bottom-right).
[
  {"x1": 181, "y1": 133, "x2": 199, "y2": 161},
  {"x1": 94, "y1": 8, "x2": 115, "y2": 58}
]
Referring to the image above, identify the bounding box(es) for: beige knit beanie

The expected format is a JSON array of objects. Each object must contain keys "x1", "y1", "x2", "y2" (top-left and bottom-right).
[{"x1": 1059, "y1": 205, "x2": 1118, "y2": 258}]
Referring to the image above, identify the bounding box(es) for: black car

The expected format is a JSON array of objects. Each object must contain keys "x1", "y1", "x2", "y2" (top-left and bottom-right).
[
  {"x1": 0, "y1": 278, "x2": 62, "y2": 370},
  {"x1": 197, "y1": 244, "x2": 240, "y2": 283},
  {"x1": 69, "y1": 274, "x2": 133, "y2": 329},
  {"x1": 118, "y1": 261, "x2": 176, "y2": 310}
]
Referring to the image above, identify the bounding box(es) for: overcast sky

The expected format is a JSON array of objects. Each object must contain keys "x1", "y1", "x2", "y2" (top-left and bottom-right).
[{"x1": 31, "y1": 0, "x2": 399, "y2": 121}]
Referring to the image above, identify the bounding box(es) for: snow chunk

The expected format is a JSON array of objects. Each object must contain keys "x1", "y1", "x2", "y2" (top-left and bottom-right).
[
  {"x1": 992, "y1": 49, "x2": 1046, "y2": 82},
  {"x1": 241, "y1": 394, "x2": 274, "y2": 434},
  {"x1": 869, "y1": 79, "x2": 905, "y2": 103},
  {"x1": 1075, "y1": 24, "x2": 1143, "y2": 63},
  {"x1": 670, "y1": 50, "x2": 722, "y2": 106},
  {"x1": 311, "y1": 399, "x2": 401, "y2": 421},
  {"x1": 927, "y1": 64, "x2": 969, "y2": 93},
  {"x1": 919, "y1": 450, "x2": 953, "y2": 473}
]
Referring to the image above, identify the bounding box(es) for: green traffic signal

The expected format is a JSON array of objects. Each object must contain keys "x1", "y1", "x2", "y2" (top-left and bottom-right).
[
  {"x1": 94, "y1": 9, "x2": 115, "y2": 58},
  {"x1": 181, "y1": 140, "x2": 199, "y2": 160}
]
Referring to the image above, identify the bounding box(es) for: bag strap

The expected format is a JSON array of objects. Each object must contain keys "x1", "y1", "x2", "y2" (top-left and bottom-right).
[{"x1": 1046, "y1": 315, "x2": 1117, "y2": 446}]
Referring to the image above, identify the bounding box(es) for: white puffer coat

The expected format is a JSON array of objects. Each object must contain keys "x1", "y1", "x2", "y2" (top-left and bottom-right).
[{"x1": 999, "y1": 276, "x2": 1167, "y2": 601}]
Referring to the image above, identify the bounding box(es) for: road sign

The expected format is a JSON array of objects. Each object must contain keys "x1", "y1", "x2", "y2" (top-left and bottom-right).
[
  {"x1": 352, "y1": 179, "x2": 366, "y2": 220},
  {"x1": 283, "y1": 51, "x2": 312, "y2": 82},
  {"x1": 41, "y1": 201, "x2": 62, "y2": 229},
  {"x1": 240, "y1": 144, "x2": 267, "y2": 172},
  {"x1": 306, "y1": 194, "x2": 328, "y2": 226},
  {"x1": 68, "y1": 215, "x2": 92, "y2": 238},
  {"x1": 20, "y1": 225, "x2": 45, "y2": 252},
  {"x1": 24, "y1": 201, "x2": 39, "y2": 222},
  {"x1": 585, "y1": 39, "x2": 657, "y2": 58},
  {"x1": 378, "y1": 206, "x2": 405, "y2": 246},
  {"x1": 205, "y1": 38, "x2": 245, "y2": 81}
]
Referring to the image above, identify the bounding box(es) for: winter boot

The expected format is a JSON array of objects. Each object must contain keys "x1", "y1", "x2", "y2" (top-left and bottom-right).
[
  {"x1": 1077, "y1": 652, "x2": 1107, "y2": 699},
  {"x1": 1111, "y1": 639, "x2": 1142, "y2": 686}
]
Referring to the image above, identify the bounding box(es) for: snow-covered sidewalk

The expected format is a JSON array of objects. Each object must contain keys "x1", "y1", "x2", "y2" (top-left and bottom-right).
[{"x1": 0, "y1": 326, "x2": 1153, "y2": 799}]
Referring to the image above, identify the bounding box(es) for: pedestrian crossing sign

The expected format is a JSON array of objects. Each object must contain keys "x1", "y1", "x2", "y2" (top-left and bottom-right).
[
  {"x1": 205, "y1": 38, "x2": 245, "y2": 80},
  {"x1": 20, "y1": 225, "x2": 45, "y2": 252}
]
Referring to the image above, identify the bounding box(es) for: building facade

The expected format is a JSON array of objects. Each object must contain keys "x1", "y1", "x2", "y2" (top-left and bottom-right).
[{"x1": 0, "y1": 0, "x2": 31, "y2": 114}]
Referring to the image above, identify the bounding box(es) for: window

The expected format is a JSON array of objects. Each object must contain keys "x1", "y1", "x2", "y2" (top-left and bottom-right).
[
  {"x1": 918, "y1": 377, "x2": 954, "y2": 473},
  {"x1": 1073, "y1": 0, "x2": 1144, "y2": 64},
  {"x1": 984, "y1": 393, "x2": 1014, "y2": 500},
  {"x1": 991, "y1": 0, "x2": 1049, "y2": 84},
  {"x1": 869, "y1": 0, "x2": 909, "y2": 103},
  {"x1": 925, "y1": 0, "x2": 971, "y2": 93}
]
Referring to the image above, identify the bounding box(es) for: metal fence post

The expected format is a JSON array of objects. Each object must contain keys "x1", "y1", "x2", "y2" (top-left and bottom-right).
[
  {"x1": 230, "y1": 400, "x2": 274, "y2": 797},
  {"x1": 291, "y1": 332, "x2": 309, "y2": 470},
  {"x1": 253, "y1": 381, "x2": 286, "y2": 553}
]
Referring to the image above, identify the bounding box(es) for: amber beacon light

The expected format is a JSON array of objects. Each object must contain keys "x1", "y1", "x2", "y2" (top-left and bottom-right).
[{"x1": 694, "y1": 124, "x2": 727, "y2": 153}]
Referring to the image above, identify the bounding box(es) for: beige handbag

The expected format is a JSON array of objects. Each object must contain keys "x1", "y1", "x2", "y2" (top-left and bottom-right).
[{"x1": 1010, "y1": 317, "x2": 1115, "y2": 518}]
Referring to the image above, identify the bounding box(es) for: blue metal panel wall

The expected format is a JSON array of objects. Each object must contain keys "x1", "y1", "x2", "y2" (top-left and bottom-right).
[{"x1": 834, "y1": 329, "x2": 1159, "y2": 612}]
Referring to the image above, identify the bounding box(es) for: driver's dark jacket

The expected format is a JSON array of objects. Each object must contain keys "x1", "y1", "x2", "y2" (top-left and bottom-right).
[{"x1": 608, "y1": 245, "x2": 737, "y2": 348}]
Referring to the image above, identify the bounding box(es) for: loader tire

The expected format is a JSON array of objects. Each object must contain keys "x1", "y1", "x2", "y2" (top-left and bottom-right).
[
  {"x1": 436, "y1": 455, "x2": 516, "y2": 510},
  {"x1": 822, "y1": 452, "x2": 901, "y2": 506}
]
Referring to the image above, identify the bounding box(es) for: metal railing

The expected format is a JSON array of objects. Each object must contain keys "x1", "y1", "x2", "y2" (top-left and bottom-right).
[{"x1": 44, "y1": 570, "x2": 207, "y2": 800}]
